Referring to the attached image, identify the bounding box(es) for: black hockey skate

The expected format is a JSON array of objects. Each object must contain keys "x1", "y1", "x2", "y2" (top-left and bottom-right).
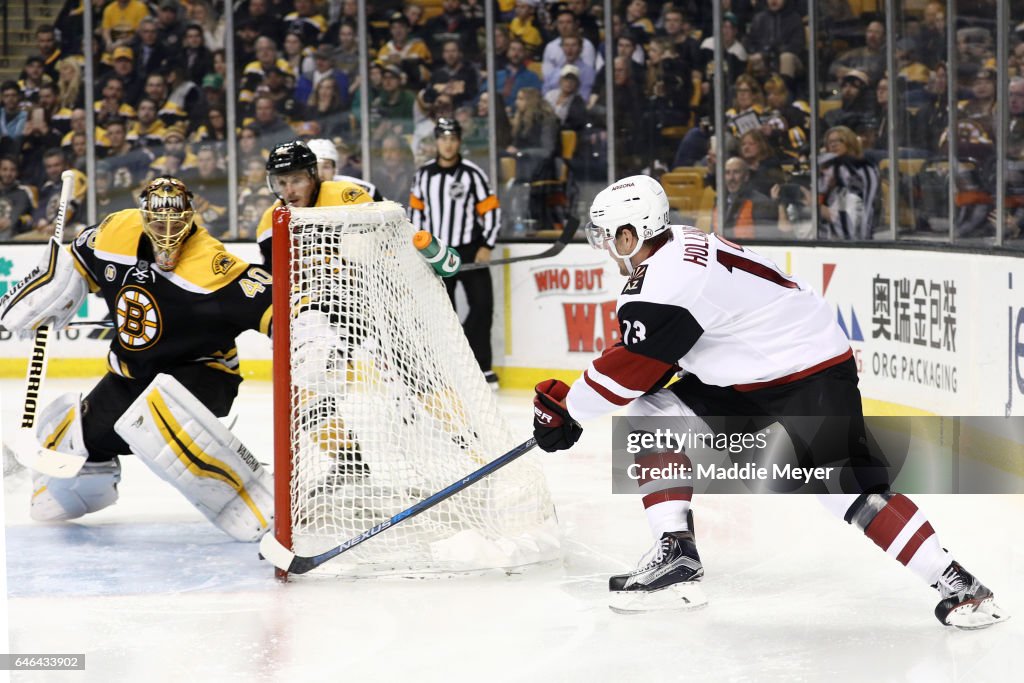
[
  {"x1": 932, "y1": 561, "x2": 1008, "y2": 629},
  {"x1": 609, "y1": 531, "x2": 707, "y2": 614}
]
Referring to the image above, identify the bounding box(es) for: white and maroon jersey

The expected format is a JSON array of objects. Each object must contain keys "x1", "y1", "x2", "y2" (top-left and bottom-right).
[{"x1": 566, "y1": 227, "x2": 851, "y2": 422}]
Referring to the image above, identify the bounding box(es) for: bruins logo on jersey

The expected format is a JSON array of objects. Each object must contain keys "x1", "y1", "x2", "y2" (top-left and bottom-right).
[
  {"x1": 116, "y1": 286, "x2": 162, "y2": 350},
  {"x1": 212, "y1": 251, "x2": 236, "y2": 275},
  {"x1": 342, "y1": 187, "x2": 364, "y2": 203}
]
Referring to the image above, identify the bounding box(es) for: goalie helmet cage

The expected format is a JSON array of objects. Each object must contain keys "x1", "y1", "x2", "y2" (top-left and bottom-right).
[{"x1": 271, "y1": 202, "x2": 559, "y2": 579}]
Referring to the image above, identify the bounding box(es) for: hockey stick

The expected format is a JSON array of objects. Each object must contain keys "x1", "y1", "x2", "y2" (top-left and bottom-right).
[
  {"x1": 64, "y1": 319, "x2": 115, "y2": 328},
  {"x1": 458, "y1": 216, "x2": 579, "y2": 272},
  {"x1": 259, "y1": 437, "x2": 539, "y2": 575},
  {"x1": 13, "y1": 171, "x2": 88, "y2": 479}
]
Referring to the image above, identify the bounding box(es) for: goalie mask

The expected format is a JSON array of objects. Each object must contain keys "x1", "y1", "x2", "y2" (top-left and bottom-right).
[
  {"x1": 139, "y1": 176, "x2": 195, "y2": 271},
  {"x1": 585, "y1": 175, "x2": 670, "y2": 272}
]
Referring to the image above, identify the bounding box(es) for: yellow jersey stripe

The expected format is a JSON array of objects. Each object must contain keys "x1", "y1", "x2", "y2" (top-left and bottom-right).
[{"x1": 146, "y1": 389, "x2": 268, "y2": 528}]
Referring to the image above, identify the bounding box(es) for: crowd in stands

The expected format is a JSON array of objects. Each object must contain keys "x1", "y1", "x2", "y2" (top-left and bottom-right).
[{"x1": 1, "y1": 1, "x2": 1023, "y2": 243}]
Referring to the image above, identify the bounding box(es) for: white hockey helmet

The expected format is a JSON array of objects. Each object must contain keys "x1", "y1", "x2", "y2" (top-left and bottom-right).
[
  {"x1": 306, "y1": 138, "x2": 339, "y2": 164},
  {"x1": 585, "y1": 175, "x2": 670, "y2": 262}
]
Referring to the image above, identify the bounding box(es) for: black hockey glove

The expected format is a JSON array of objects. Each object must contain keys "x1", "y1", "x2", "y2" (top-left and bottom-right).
[{"x1": 533, "y1": 379, "x2": 583, "y2": 453}]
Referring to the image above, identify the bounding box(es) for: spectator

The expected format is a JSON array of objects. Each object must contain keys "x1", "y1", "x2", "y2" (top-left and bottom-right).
[
  {"x1": 38, "y1": 83, "x2": 71, "y2": 135},
  {"x1": 188, "y1": 0, "x2": 225, "y2": 51},
  {"x1": 249, "y1": 94, "x2": 295, "y2": 151},
  {"x1": 181, "y1": 23, "x2": 215, "y2": 85},
  {"x1": 673, "y1": 73, "x2": 764, "y2": 168},
  {"x1": 307, "y1": 76, "x2": 350, "y2": 138},
  {"x1": 164, "y1": 61, "x2": 203, "y2": 124},
  {"x1": 240, "y1": 37, "x2": 291, "y2": 109},
  {"x1": 285, "y1": 0, "x2": 327, "y2": 46},
  {"x1": 956, "y1": 28, "x2": 993, "y2": 87},
  {"x1": 738, "y1": 129, "x2": 785, "y2": 196},
  {"x1": 661, "y1": 7, "x2": 701, "y2": 73},
  {"x1": 377, "y1": 12, "x2": 432, "y2": 88},
  {"x1": 62, "y1": 108, "x2": 104, "y2": 158},
  {"x1": 0, "y1": 82, "x2": 28, "y2": 156},
  {"x1": 68, "y1": 130, "x2": 89, "y2": 171},
  {"x1": 714, "y1": 156, "x2": 777, "y2": 239},
  {"x1": 588, "y1": 55, "x2": 646, "y2": 172},
  {"x1": 19, "y1": 106, "x2": 63, "y2": 188},
  {"x1": 297, "y1": 45, "x2": 350, "y2": 107},
  {"x1": 101, "y1": 0, "x2": 152, "y2": 50},
  {"x1": 642, "y1": 37, "x2": 691, "y2": 130},
  {"x1": 149, "y1": 123, "x2": 196, "y2": 176},
  {"x1": 567, "y1": 0, "x2": 601, "y2": 48},
  {"x1": 28, "y1": 148, "x2": 84, "y2": 240},
  {"x1": 423, "y1": 40, "x2": 480, "y2": 110},
  {"x1": 103, "y1": 116, "x2": 154, "y2": 206},
  {"x1": 509, "y1": 1, "x2": 544, "y2": 56},
  {"x1": 56, "y1": 58, "x2": 83, "y2": 110},
  {"x1": 542, "y1": 35, "x2": 596, "y2": 100},
  {"x1": 495, "y1": 38, "x2": 543, "y2": 111},
  {"x1": 624, "y1": 0, "x2": 655, "y2": 42},
  {"x1": 698, "y1": 12, "x2": 746, "y2": 104},
  {"x1": 1010, "y1": 77, "x2": 1024, "y2": 158},
  {"x1": 184, "y1": 144, "x2": 230, "y2": 237},
  {"x1": 744, "y1": 0, "x2": 805, "y2": 85},
  {"x1": 132, "y1": 18, "x2": 170, "y2": 79},
  {"x1": 240, "y1": 0, "x2": 280, "y2": 45},
  {"x1": 506, "y1": 87, "x2": 559, "y2": 183},
  {"x1": 110, "y1": 47, "x2": 144, "y2": 106},
  {"x1": 283, "y1": 31, "x2": 315, "y2": 85},
  {"x1": 372, "y1": 133, "x2": 415, "y2": 201},
  {"x1": 130, "y1": 97, "x2": 168, "y2": 149},
  {"x1": 917, "y1": 1, "x2": 947, "y2": 68},
  {"x1": 190, "y1": 105, "x2": 227, "y2": 145},
  {"x1": 93, "y1": 161, "x2": 136, "y2": 214},
  {"x1": 819, "y1": 126, "x2": 880, "y2": 240},
  {"x1": 829, "y1": 21, "x2": 887, "y2": 87},
  {"x1": 425, "y1": 0, "x2": 480, "y2": 62},
  {"x1": 329, "y1": 21, "x2": 361, "y2": 91},
  {"x1": 237, "y1": 123, "x2": 268, "y2": 171},
  {"x1": 233, "y1": 20, "x2": 260, "y2": 68},
  {"x1": 543, "y1": 6, "x2": 599, "y2": 78},
  {"x1": 0, "y1": 155, "x2": 36, "y2": 240},
  {"x1": 19, "y1": 57, "x2": 52, "y2": 103},
  {"x1": 35, "y1": 25, "x2": 64, "y2": 81},
  {"x1": 822, "y1": 70, "x2": 875, "y2": 132},
  {"x1": 760, "y1": 74, "x2": 810, "y2": 161},
  {"x1": 155, "y1": 0, "x2": 186, "y2": 52},
  {"x1": 370, "y1": 65, "x2": 416, "y2": 142},
  {"x1": 908, "y1": 63, "x2": 949, "y2": 152},
  {"x1": 543, "y1": 65, "x2": 588, "y2": 131},
  {"x1": 492, "y1": 25, "x2": 511, "y2": 72}
]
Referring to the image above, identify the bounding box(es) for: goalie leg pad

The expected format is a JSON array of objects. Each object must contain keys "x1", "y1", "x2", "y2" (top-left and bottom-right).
[
  {"x1": 36, "y1": 392, "x2": 88, "y2": 456},
  {"x1": 114, "y1": 373, "x2": 273, "y2": 542},
  {"x1": 0, "y1": 239, "x2": 88, "y2": 333},
  {"x1": 31, "y1": 459, "x2": 121, "y2": 521}
]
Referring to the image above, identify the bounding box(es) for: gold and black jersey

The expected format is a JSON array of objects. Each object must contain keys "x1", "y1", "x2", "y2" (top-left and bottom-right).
[
  {"x1": 255, "y1": 180, "x2": 373, "y2": 269},
  {"x1": 69, "y1": 209, "x2": 273, "y2": 381}
]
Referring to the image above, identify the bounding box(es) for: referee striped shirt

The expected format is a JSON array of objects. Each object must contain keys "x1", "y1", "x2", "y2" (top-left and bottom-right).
[{"x1": 408, "y1": 158, "x2": 500, "y2": 248}]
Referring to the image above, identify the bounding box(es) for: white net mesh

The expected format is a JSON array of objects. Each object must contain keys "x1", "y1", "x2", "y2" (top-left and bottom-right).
[{"x1": 284, "y1": 202, "x2": 559, "y2": 575}]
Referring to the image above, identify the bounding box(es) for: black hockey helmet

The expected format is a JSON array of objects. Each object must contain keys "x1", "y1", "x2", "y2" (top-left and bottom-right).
[
  {"x1": 266, "y1": 140, "x2": 319, "y2": 203},
  {"x1": 434, "y1": 117, "x2": 462, "y2": 139}
]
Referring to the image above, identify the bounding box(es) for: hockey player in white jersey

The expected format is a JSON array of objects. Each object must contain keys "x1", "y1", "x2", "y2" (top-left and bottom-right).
[{"x1": 530, "y1": 175, "x2": 1006, "y2": 627}]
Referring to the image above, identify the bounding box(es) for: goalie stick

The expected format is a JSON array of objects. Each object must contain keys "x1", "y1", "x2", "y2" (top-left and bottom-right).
[
  {"x1": 259, "y1": 437, "x2": 539, "y2": 575},
  {"x1": 13, "y1": 171, "x2": 87, "y2": 478},
  {"x1": 459, "y1": 216, "x2": 579, "y2": 272}
]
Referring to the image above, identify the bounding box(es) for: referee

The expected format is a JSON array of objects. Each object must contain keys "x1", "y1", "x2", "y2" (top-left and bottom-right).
[{"x1": 409, "y1": 117, "x2": 501, "y2": 388}]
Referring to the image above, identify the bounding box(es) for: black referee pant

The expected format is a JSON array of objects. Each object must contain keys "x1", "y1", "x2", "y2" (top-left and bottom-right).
[{"x1": 444, "y1": 243, "x2": 493, "y2": 373}]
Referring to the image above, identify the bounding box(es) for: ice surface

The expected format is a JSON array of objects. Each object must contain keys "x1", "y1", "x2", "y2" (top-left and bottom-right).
[{"x1": 2, "y1": 379, "x2": 1021, "y2": 682}]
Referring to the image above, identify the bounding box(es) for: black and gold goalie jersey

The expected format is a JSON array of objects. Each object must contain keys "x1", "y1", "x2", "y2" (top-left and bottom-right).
[{"x1": 69, "y1": 209, "x2": 273, "y2": 381}]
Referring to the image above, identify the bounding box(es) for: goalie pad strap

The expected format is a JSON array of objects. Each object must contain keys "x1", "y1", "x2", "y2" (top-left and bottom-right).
[{"x1": 114, "y1": 374, "x2": 273, "y2": 542}]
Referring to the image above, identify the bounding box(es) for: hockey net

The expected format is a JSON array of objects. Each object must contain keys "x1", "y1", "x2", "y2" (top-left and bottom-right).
[{"x1": 272, "y1": 201, "x2": 559, "y2": 576}]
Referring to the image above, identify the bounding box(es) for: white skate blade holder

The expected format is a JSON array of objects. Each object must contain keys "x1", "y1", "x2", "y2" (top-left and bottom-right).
[
  {"x1": 945, "y1": 599, "x2": 1010, "y2": 630},
  {"x1": 609, "y1": 583, "x2": 709, "y2": 615}
]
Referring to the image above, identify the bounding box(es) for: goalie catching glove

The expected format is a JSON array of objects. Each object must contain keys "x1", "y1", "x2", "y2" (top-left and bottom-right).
[{"x1": 533, "y1": 379, "x2": 582, "y2": 452}]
